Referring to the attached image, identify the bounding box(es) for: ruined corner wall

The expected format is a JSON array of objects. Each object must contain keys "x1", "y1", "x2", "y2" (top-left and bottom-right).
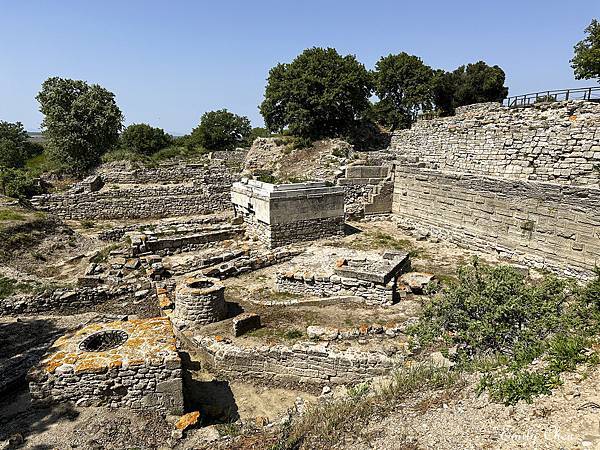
[
  {"x1": 32, "y1": 163, "x2": 239, "y2": 220},
  {"x1": 392, "y1": 166, "x2": 600, "y2": 278},
  {"x1": 391, "y1": 101, "x2": 600, "y2": 186}
]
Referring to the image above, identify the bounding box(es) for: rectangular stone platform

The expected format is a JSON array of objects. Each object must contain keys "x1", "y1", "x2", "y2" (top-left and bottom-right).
[{"x1": 231, "y1": 179, "x2": 345, "y2": 248}]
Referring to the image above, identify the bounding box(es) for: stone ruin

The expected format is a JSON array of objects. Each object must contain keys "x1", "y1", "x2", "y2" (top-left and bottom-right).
[
  {"x1": 231, "y1": 179, "x2": 345, "y2": 248},
  {"x1": 28, "y1": 318, "x2": 184, "y2": 414},
  {"x1": 275, "y1": 248, "x2": 411, "y2": 305},
  {"x1": 172, "y1": 276, "x2": 226, "y2": 328}
]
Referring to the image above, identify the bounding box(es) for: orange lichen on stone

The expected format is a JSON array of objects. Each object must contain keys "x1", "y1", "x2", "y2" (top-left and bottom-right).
[
  {"x1": 39, "y1": 317, "x2": 178, "y2": 374},
  {"x1": 359, "y1": 324, "x2": 369, "y2": 335},
  {"x1": 175, "y1": 411, "x2": 200, "y2": 430},
  {"x1": 215, "y1": 335, "x2": 225, "y2": 342}
]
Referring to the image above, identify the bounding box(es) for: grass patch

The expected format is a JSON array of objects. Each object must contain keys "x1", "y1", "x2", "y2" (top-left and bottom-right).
[
  {"x1": 90, "y1": 243, "x2": 119, "y2": 264},
  {"x1": 345, "y1": 230, "x2": 427, "y2": 258},
  {"x1": 246, "y1": 327, "x2": 305, "y2": 342},
  {"x1": 275, "y1": 363, "x2": 460, "y2": 449},
  {"x1": 0, "y1": 276, "x2": 52, "y2": 299},
  {"x1": 0, "y1": 209, "x2": 26, "y2": 221}
]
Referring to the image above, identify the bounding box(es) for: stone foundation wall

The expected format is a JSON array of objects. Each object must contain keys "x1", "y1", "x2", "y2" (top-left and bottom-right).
[
  {"x1": 390, "y1": 101, "x2": 600, "y2": 185},
  {"x1": 196, "y1": 337, "x2": 402, "y2": 386},
  {"x1": 29, "y1": 359, "x2": 183, "y2": 414},
  {"x1": 392, "y1": 166, "x2": 600, "y2": 278},
  {"x1": 32, "y1": 163, "x2": 238, "y2": 220},
  {"x1": 0, "y1": 286, "x2": 114, "y2": 316},
  {"x1": 275, "y1": 273, "x2": 397, "y2": 305},
  {"x1": 246, "y1": 217, "x2": 345, "y2": 248}
]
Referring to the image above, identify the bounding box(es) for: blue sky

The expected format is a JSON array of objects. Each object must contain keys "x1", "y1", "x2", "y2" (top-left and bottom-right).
[{"x1": 1, "y1": 0, "x2": 598, "y2": 134}]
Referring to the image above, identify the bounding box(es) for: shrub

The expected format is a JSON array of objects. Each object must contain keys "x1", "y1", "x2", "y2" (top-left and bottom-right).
[
  {"x1": 189, "y1": 109, "x2": 251, "y2": 151},
  {"x1": 120, "y1": 123, "x2": 172, "y2": 155},
  {"x1": 0, "y1": 168, "x2": 43, "y2": 199},
  {"x1": 0, "y1": 121, "x2": 30, "y2": 168}
]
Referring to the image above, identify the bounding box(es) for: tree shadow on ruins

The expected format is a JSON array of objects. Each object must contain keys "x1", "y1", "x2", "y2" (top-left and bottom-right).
[
  {"x1": 344, "y1": 223, "x2": 362, "y2": 236},
  {"x1": 179, "y1": 352, "x2": 239, "y2": 425},
  {"x1": 0, "y1": 318, "x2": 80, "y2": 449}
]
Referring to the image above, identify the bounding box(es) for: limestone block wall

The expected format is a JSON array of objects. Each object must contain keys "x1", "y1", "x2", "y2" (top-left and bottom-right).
[
  {"x1": 390, "y1": 101, "x2": 600, "y2": 185},
  {"x1": 275, "y1": 273, "x2": 397, "y2": 305},
  {"x1": 32, "y1": 163, "x2": 238, "y2": 220},
  {"x1": 392, "y1": 166, "x2": 600, "y2": 278},
  {"x1": 196, "y1": 337, "x2": 402, "y2": 386}
]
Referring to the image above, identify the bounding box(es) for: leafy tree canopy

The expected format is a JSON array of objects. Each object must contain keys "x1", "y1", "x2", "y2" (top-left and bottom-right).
[
  {"x1": 373, "y1": 52, "x2": 434, "y2": 129},
  {"x1": 571, "y1": 19, "x2": 600, "y2": 82},
  {"x1": 260, "y1": 47, "x2": 373, "y2": 139},
  {"x1": 36, "y1": 77, "x2": 123, "y2": 173},
  {"x1": 0, "y1": 121, "x2": 30, "y2": 168},
  {"x1": 451, "y1": 61, "x2": 509, "y2": 107},
  {"x1": 120, "y1": 123, "x2": 172, "y2": 155},
  {"x1": 189, "y1": 109, "x2": 251, "y2": 151}
]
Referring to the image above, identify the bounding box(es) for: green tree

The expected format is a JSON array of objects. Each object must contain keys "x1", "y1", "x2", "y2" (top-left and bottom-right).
[
  {"x1": 36, "y1": 77, "x2": 123, "y2": 172},
  {"x1": 189, "y1": 109, "x2": 251, "y2": 151},
  {"x1": 431, "y1": 70, "x2": 457, "y2": 116},
  {"x1": 571, "y1": 19, "x2": 600, "y2": 82},
  {"x1": 0, "y1": 121, "x2": 30, "y2": 168},
  {"x1": 120, "y1": 123, "x2": 172, "y2": 155},
  {"x1": 373, "y1": 52, "x2": 434, "y2": 129},
  {"x1": 259, "y1": 47, "x2": 373, "y2": 139},
  {"x1": 451, "y1": 61, "x2": 508, "y2": 107}
]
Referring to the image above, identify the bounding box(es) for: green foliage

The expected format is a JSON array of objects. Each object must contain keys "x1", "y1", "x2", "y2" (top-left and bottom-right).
[
  {"x1": 0, "y1": 209, "x2": 26, "y2": 221},
  {"x1": 260, "y1": 47, "x2": 373, "y2": 140},
  {"x1": 373, "y1": 52, "x2": 434, "y2": 129},
  {"x1": 37, "y1": 77, "x2": 123, "y2": 173},
  {"x1": 189, "y1": 109, "x2": 251, "y2": 151},
  {"x1": 571, "y1": 19, "x2": 600, "y2": 82},
  {"x1": 0, "y1": 167, "x2": 43, "y2": 199},
  {"x1": 246, "y1": 127, "x2": 272, "y2": 146},
  {"x1": 451, "y1": 61, "x2": 509, "y2": 107},
  {"x1": 0, "y1": 121, "x2": 32, "y2": 168},
  {"x1": 120, "y1": 123, "x2": 172, "y2": 155},
  {"x1": 409, "y1": 259, "x2": 600, "y2": 405}
]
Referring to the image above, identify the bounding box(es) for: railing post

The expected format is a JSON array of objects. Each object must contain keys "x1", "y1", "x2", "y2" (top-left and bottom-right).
[{"x1": 565, "y1": 90, "x2": 569, "y2": 101}]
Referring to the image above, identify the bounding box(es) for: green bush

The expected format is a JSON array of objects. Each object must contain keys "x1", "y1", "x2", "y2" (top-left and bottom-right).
[
  {"x1": 0, "y1": 121, "x2": 32, "y2": 168},
  {"x1": 409, "y1": 259, "x2": 600, "y2": 405},
  {"x1": 0, "y1": 167, "x2": 43, "y2": 199},
  {"x1": 120, "y1": 123, "x2": 172, "y2": 155}
]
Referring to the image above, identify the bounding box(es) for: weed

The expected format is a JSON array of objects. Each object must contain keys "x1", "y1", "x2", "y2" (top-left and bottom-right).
[
  {"x1": 216, "y1": 421, "x2": 243, "y2": 437},
  {"x1": 80, "y1": 219, "x2": 95, "y2": 229},
  {"x1": 0, "y1": 209, "x2": 25, "y2": 221}
]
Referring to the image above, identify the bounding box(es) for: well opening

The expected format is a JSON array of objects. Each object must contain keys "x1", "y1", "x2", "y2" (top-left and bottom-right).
[
  {"x1": 79, "y1": 330, "x2": 129, "y2": 352},
  {"x1": 188, "y1": 279, "x2": 214, "y2": 289}
]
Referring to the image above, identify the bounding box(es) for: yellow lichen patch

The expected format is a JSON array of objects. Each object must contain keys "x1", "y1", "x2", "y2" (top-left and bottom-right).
[
  {"x1": 175, "y1": 411, "x2": 200, "y2": 430},
  {"x1": 36, "y1": 317, "x2": 178, "y2": 376}
]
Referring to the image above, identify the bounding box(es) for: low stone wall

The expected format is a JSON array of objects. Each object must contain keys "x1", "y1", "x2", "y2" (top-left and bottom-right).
[
  {"x1": 131, "y1": 226, "x2": 244, "y2": 256},
  {"x1": 202, "y1": 248, "x2": 302, "y2": 279},
  {"x1": 390, "y1": 101, "x2": 600, "y2": 186},
  {"x1": 196, "y1": 337, "x2": 403, "y2": 386},
  {"x1": 266, "y1": 217, "x2": 345, "y2": 248},
  {"x1": 392, "y1": 165, "x2": 600, "y2": 278},
  {"x1": 28, "y1": 319, "x2": 184, "y2": 414},
  {"x1": 1, "y1": 286, "x2": 113, "y2": 316},
  {"x1": 173, "y1": 277, "x2": 226, "y2": 327},
  {"x1": 32, "y1": 163, "x2": 238, "y2": 220},
  {"x1": 275, "y1": 273, "x2": 397, "y2": 305}
]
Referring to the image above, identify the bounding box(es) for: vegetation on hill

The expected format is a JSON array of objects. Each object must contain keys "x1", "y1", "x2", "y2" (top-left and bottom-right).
[
  {"x1": 410, "y1": 259, "x2": 600, "y2": 405},
  {"x1": 119, "y1": 123, "x2": 173, "y2": 156},
  {"x1": 571, "y1": 18, "x2": 600, "y2": 83},
  {"x1": 260, "y1": 47, "x2": 373, "y2": 140},
  {"x1": 188, "y1": 109, "x2": 252, "y2": 151},
  {"x1": 37, "y1": 77, "x2": 124, "y2": 173}
]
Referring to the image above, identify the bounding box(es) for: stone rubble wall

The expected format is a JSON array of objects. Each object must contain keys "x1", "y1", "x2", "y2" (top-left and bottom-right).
[
  {"x1": 390, "y1": 101, "x2": 600, "y2": 185},
  {"x1": 196, "y1": 337, "x2": 402, "y2": 386},
  {"x1": 28, "y1": 360, "x2": 183, "y2": 414},
  {"x1": 0, "y1": 286, "x2": 116, "y2": 316},
  {"x1": 32, "y1": 163, "x2": 238, "y2": 220},
  {"x1": 173, "y1": 280, "x2": 226, "y2": 327},
  {"x1": 392, "y1": 165, "x2": 600, "y2": 278},
  {"x1": 275, "y1": 273, "x2": 397, "y2": 305}
]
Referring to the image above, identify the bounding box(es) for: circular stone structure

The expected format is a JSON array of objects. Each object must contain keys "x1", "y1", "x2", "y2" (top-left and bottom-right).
[
  {"x1": 174, "y1": 276, "x2": 226, "y2": 327},
  {"x1": 79, "y1": 329, "x2": 129, "y2": 352}
]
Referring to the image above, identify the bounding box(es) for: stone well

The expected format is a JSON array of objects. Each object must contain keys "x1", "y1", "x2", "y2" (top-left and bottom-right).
[
  {"x1": 27, "y1": 318, "x2": 183, "y2": 414},
  {"x1": 173, "y1": 276, "x2": 226, "y2": 327}
]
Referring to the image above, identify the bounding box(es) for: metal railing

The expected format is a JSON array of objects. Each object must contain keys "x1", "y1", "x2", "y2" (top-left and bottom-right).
[{"x1": 503, "y1": 87, "x2": 600, "y2": 107}]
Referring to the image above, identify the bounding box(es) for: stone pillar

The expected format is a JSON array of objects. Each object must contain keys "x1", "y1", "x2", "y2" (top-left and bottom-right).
[{"x1": 174, "y1": 276, "x2": 226, "y2": 327}]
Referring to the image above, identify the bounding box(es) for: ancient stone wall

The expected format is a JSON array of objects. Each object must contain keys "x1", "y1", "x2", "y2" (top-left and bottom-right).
[
  {"x1": 32, "y1": 163, "x2": 238, "y2": 220},
  {"x1": 392, "y1": 166, "x2": 600, "y2": 278},
  {"x1": 390, "y1": 101, "x2": 600, "y2": 186},
  {"x1": 196, "y1": 337, "x2": 402, "y2": 386}
]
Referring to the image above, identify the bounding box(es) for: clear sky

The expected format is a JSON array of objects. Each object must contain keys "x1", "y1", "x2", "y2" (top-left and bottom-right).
[{"x1": 1, "y1": 0, "x2": 598, "y2": 134}]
